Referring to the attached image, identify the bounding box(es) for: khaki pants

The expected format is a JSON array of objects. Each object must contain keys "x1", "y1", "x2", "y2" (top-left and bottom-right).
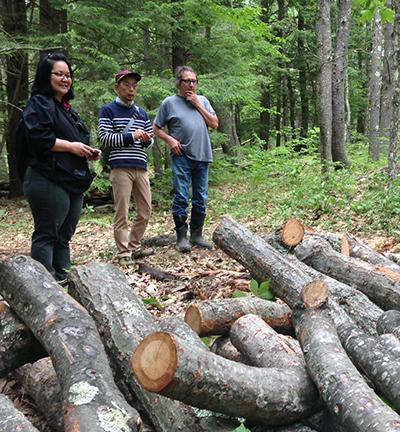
[{"x1": 110, "y1": 167, "x2": 152, "y2": 258}]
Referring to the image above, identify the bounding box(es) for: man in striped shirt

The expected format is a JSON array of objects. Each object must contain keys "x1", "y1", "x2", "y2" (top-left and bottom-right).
[{"x1": 98, "y1": 70, "x2": 154, "y2": 267}]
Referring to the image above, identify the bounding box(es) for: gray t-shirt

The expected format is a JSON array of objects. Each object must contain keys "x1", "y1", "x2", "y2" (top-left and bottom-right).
[{"x1": 154, "y1": 94, "x2": 216, "y2": 162}]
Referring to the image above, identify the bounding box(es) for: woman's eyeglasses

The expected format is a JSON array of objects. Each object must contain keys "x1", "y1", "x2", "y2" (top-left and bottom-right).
[{"x1": 51, "y1": 72, "x2": 72, "y2": 80}]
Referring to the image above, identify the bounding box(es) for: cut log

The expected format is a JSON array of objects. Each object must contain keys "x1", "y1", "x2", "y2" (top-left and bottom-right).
[
  {"x1": 68, "y1": 262, "x2": 211, "y2": 432},
  {"x1": 293, "y1": 307, "x2": 400, "y2": 431},
  {"x1": 132, "y1": 331, "x2": 320, "y2": 426},
  {"x1": 261, "y1": 231, "x2": 383, "y2": 335},
  {"x1": 376, "y1": 309, "x2": 400, "y2": 338},
  {"x1": 263, "y1": 218, "x2": 305, "y2": 249},
  {"x1": 295, "y1": 235, "x2": 400, "y2": 311},
  {"x1": 209, "y1": 335, "x2": 253, "y2": 364},
  {"x1": 344, "y1": 233, "x2": 400, "y2": 273},
  {"x1": 0, "y1": 301, "x2": 47, "y2": 378},
  {"x1": 230, "y1": 314, "x2": 305, "y2": 368},
  {"x1": 337, "y1": 321, "x2": 400, "y2": 412},
  {"x1": 213, "y1": 218, "x2": 329, "y2": 310},
  {"x1": 0, "y1": 393, "x2": 40, "y2": 431},
  {"x1": 384, "y1": 251, "x2": 400, "y2": 264},
  {"x1": 15, "y1": 357, "x2": 63, "y2": 431},
  {"x1": 0, "y1": 255, "x2": 142, "y2": 432},
  {"x1": 158, "y1": 316, "x2": 208, "y2": 350},
  {"x1": 184, "y1": 297, "x2": 293, "y2": 337}
]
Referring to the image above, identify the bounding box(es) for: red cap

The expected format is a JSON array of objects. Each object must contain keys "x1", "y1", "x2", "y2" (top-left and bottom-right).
[{"x1": 115, "y1": 70, "x2": 142, "y2": 83}]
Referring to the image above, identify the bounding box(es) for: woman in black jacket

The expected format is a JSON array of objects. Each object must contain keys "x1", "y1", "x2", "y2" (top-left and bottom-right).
[{"x1": 23, "y1": 52, "x2": 101, "y2": 281}]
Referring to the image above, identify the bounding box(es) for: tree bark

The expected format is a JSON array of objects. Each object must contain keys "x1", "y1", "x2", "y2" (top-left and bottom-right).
[
  {"x1": 315, "y1": 0, "x2": 333, "y2": 171},
  {"x1": 376, "y1": 309, "x2": 400, "y2": 338},
  {"x1": 338, "y1": 320, "x2": 400, "y2": 412},
  {"x1": 0, "y1": 301, "x2": 47, "y2": 378},
  {"x1": 0, "y1": 393, "x2": 40, "y2": 431},
  {"x1": 230, "y1": 314, "x2": 305, "y2": 368},
  {"x1": 345, "y1": 233, "x2": 400, "y2": 273},
  {"x1": 331, "y1": 0, "x2": 351, "y2": 167},
  {"x1": 369, "y1": 7, "x2": 383, "y2": 161},
  {"x1": 132, "y1": 331, "x2": 320, "y2": 426},
  {"x1": 0, "y1": 255, "x2": 142, "y2": 432},
  {"x1": 184, "y1": 297, "x2": 293, "y2": 337},
  {"x1": 67, "y1": 262, "x2": 208, "y2": 432},
  {"x1": 293, "y1": 307, "x2": 400, "y2": 431},
  {"x1": 380, "y1": 0, "x2": 395, "y2": 152},
  {"x1": 213, "y1": 218, "x2": 329, "y2": 310},
  {"x1": 15, "y1": 357, "x2": 63, "y2": 431},
  {"x1": 209, "y1": 335, "x2": 253, "y2": 365},
  {"x1": 295, "y1": 235, "x2": 400, "y2": 311},
  {"x1": 388, "y1": 0, "x2": 400, "y2": 185},
  {"x1": 158, "y1": 316, "x2": 208, "y2": 350}
]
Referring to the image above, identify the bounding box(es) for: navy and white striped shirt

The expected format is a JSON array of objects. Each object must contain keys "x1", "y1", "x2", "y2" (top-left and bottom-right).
[{"x1": 98, "y1": 98, "x2": 154, "y2": 170}]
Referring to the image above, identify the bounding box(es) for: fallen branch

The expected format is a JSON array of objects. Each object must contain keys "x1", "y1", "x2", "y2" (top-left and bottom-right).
[{"x1": 0, "y1": 393, "x2": 40, "y2": 431}]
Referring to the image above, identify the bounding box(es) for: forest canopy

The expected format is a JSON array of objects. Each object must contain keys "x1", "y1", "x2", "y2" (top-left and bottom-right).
[{"x1": 1, "y1": 0, "x2": 399, "y2": 198}]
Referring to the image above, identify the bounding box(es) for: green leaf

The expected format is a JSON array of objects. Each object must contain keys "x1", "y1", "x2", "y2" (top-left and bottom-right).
[
  {"x1": 250, "y1": 279, "x2": 259, "y2": 296},
  {"x1": 231, "y1": 424, "x2": 251, "y2": 432},
  {"x1": 142, "y1": 298, "x2": 163, "y2": 309},
  {"x1": 233, "y1": 291, "x2": 248, "y2": 298},
  {"x1": 259, "y1": 290, "x2": 276, "y2": 301},
  {"x1": 258, "y1": 280, "x2": 270, "y2": 295}
]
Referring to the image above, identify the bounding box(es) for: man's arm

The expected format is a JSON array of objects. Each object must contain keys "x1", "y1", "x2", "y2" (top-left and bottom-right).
[{"x1": 152, "y1": 124, "x2": 183, "y2": 155}]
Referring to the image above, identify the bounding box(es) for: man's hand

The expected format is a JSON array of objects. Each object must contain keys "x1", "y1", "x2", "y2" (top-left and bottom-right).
[
  {"x1": 185, "y1": 90, "x2": 200, "y2": 108},
  {"x1": 134, "y1": 130, "x2": 154, "y2": 142},
  {"x1": 169, "y1": 137, "x2": 183, "y2": 155}
]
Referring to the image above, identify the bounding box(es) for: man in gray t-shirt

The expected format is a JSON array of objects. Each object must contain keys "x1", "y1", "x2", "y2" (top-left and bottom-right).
[{"x1": 153, "y1": 66, "x2": 219, "y2": 253}]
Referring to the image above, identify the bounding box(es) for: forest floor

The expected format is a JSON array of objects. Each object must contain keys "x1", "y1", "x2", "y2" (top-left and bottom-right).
[{"x1": 1, "y1": 195, "x2": 400, "y2": 431}]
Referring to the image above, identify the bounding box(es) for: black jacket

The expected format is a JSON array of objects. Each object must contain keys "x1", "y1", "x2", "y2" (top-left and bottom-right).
[{"x1": 23, "y1": 93, "x2": 93, "y2": 194}]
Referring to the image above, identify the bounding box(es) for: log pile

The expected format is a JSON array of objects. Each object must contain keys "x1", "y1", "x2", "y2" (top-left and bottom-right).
[{"x1": 2, "y1": 217, "x2": 400, "y2": 431}]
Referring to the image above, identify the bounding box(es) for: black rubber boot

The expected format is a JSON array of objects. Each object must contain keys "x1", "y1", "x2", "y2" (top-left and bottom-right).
[
  {"x1": 173, "y1": 214, "x2": 191, "y2": 253},
  {"x1": 189, "y1": 211, "x2": 213, "y2": 249}
]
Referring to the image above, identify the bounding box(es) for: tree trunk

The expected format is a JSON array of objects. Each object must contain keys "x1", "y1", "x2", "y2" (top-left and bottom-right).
[
  {"x1": 213, "y1": 218, "x2": 329, "y2": 310},
  {"x1": 184, "y1": 297, "x2": 293, "y2": 337},
  {"x1": 0, "y1": 255, "x2": 142, "y2": 432},
  {"x1": 67, "y1": 262, "x2": 208, "y2": 432},
  {"x1": 295, "y1": 235, "x2": 400, "y2": 311},
  {"x1": 315, "y1": 0, "x2": 333, "y2": 171},
  {"x1": 331, "y1": 0, "x2": 351, "y2": 168},
  {"x1": 369, "y1": 8, "x2": 383, "y2": 161},
  {"x1": 388, "y1": 0, "x2": 400, "y2": 186},
  {"x1": 0, "y1": 393, "x2": 40, "y2": 431},
  {"x1": 338, "y1": 320, "x2": 400, "y2": 412},
  {"x1": 293, "y1": 307, "x2": 400, "y2": 431},
  {"x1": 132, "y1": 331, "x2": 320, "y2": 426},
  {"x1": 230, "y1": 314, "x2": 304, "y2": 368},
  {"x1": 2, "y1": 0, "x2": 29, "y2": 198},
  {"x1": 0, "y1": 301, "x2": 47, "y2": 378},
  {"x1": 171, "y1": 0, "x2": 187, "y2": 71},
  {"x1": 380, "y1": 0, "x2": 395, "y2": 153},
  {"x1": 15, "y1": 357, "x2": 64, "y2": 431}
]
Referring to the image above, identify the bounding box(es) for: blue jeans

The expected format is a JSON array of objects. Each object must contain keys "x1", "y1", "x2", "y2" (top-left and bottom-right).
[
  {"x1": 172, "y1": 154, "x2": 209, "y2": 219},
  {"x1": 23, "y1": 167, "x2": 84, "y2": 281}
]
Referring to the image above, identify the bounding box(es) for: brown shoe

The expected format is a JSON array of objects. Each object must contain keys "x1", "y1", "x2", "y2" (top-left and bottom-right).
[
  {"x1": 132, "y1": 248, "x2": 154, "y2": 260},
  {"x1": 118, "y1": 256, "x2": 134, "y2": 267}
]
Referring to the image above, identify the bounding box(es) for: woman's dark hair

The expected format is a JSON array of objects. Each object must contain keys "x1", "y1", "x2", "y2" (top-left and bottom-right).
[
  {"x1": 174, "y1": 65, "x2": 197, "y2": 90},
  {"x1": 31, "y1": 52, "x2": 75, "y2": 101}
]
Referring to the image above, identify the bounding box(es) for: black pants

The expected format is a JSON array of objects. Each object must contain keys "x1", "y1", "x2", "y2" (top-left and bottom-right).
[{"x1": 24, "y1": 167, "x2": 84, "y2": 281}]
